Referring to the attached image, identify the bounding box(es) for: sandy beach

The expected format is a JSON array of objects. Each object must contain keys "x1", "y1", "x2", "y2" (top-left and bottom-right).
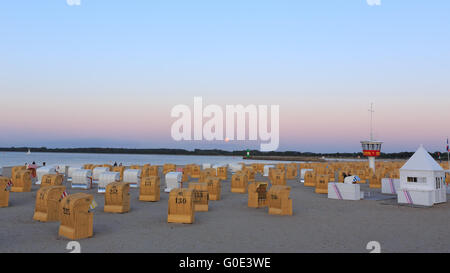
[{"x1": 1, "y1": 170, "x2": 449, "y2": 253}]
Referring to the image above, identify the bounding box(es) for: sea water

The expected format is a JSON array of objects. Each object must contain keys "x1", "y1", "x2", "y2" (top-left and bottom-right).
[{"x1": 0, "y1": 151, "x2": 295, "y2": 171}]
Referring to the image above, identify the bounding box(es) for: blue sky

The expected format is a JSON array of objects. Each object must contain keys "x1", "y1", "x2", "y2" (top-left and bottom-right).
[{"x1": 0, "y1": 0, "x2": 449, "y2": 152}]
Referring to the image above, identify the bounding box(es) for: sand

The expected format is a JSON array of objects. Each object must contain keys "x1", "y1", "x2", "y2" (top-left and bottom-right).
[{"x1": 1, "y1": 171, "x2": 450, "y2": 253}]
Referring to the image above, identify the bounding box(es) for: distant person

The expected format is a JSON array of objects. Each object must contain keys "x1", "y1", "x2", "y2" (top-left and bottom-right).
[
  {"x1": 114, "y1": 162, "x2": 118, "y2": 167},
  {"x1": 28, "y1": 161, "x2": 38, "y2": 177},
  {"x1": 43, "y1": 162, "x2": 46, "y2": 166},
  {"x1": 119, "y1": 163, "x2": 123, "y2": 166}
]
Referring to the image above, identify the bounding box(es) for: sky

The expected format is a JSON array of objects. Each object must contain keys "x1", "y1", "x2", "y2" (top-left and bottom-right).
[{"x1": 0, "y1": 0, "x2": 449, "y2": 153}]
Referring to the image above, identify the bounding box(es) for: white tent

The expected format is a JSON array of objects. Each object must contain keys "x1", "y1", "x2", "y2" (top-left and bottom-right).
[
  {"x1": 401, "y1": 145, "x2": 443, "y2": 172},
  {"x1": 397, "y1": 145, "x2": 446, "y2": 206}
]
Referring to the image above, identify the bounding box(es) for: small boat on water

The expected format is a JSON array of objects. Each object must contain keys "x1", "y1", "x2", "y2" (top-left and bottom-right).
[{"x1": 26, "y1": 149, "x2": 31, "y2": 155}]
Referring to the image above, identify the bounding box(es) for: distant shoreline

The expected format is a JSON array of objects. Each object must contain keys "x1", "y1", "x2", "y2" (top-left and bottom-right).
[
  {"x1": 0, "y1": 147, "x2": 441, "y2": 160},
  {"x1": 244, "y1": 156, "x2": 327, "y2": 162}
]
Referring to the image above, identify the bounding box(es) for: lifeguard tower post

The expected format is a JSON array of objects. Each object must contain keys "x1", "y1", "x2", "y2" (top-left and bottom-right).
[{"x1": 360, "y1": 103, "x2": 383, "y2": 172}]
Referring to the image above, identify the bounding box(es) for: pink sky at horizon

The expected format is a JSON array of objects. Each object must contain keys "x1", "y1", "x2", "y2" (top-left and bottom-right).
[{"x1": 1, "y1": 94, "x2": 449, "y2": 153}]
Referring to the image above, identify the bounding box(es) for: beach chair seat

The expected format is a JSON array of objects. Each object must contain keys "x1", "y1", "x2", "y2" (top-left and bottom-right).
[
  {"x1": 139, "y1": 176, "x2": 160, "y2": 202},
  {"x1": 83, "y1": 164, "x2": 94, "y2": 170},
  {"x1": 11, "y1": 170, "x2": 32, "y2": 192},
  {"x1": 163, "y1": 164, "x2": 176, "y2": 175},
  {"x1": 199, "y1": 168, "x2": 216, "y2": 183},
  {"x1": 231, "y1": 171, "x2": 248, "y2": 193},
  {"x1": 268, "y1": 185, "x2": 292, "y2": 216},
  {"x1": 315, "y1": 174, "x2": 330, "y2": 194},
  {"x1": 270, "y1": 169, "x2": 286, "y2": 186},
  {"x1": 369, "y1": 174, "x2": 382, "y2": 188},
  {"x1": 0, "y1": 177, "x2": 10, "y2": 207},
  {"x1": 165, "y1": 171, "x2": 182, "y2": 192},
  {"x1": 33, "y1": 185, "x2": 66, "y2": 222},
  {"x1": 40, "y1": 174, "x2": 64, "y2": 188},
  {"x1": 190, "y1": 165, "x2": 201, "y2": 178},
  {"x1": 92, "y1": 167, "x2": 110, "y2": 181},
  {"x1": 167, "y1": 189, "x2": 195, "y2": 224},
  {"x1": 58, "y1": 193, "x2": 94, "y2": 240},
  {"x1": 248, "y1": 182, "x2": 268, "y2": 208},
  {"x1": 205, "y1": 177, "x2": 221, "y2": 201},
  {"x1": 304, "y1": 171, "x2": 316, "y2": 187},
  {"x1": 11, "y1": 166, "x2": 26, "y2": 180},
  {"x1": 244, "y1": 167, "x2": 256, "y2": 182},
  {"x1": 71, "y1": 169, "x2": 93, "y2": 189},
  {"x1": 97, "y1": 172, "x2": 120, "y2": 193},
  {"x1": 104, "y1": 182, "x2": 130, "y2": 213},
  {"x1": 286, "y1": 165, "x2": 298, "y2": 179},
  {"x1": 188, "y1": 182, "x2": 209, "y2": 212},
  {"x1": 112, "y1": 166, "x2": 126, "y2": 181},
  {"x1": 123, "y1": 169, "x2": 141, "y2": 188},
  {"x1": 216, "y1": 166, "x2": 227, "y2": 180},
  {"x1": 141, "y1": 165, "x2": 159, "y2": 178}
]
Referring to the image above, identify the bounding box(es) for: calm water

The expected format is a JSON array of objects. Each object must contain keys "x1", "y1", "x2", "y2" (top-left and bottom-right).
[{"x1": 0, "y1": 151, "x2": 296, "y2": 169}]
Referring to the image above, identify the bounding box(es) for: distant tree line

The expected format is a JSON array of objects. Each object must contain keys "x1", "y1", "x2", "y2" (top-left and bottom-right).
[{"x1": 1, "y1": 147, "x2": 448, "y2": 160}]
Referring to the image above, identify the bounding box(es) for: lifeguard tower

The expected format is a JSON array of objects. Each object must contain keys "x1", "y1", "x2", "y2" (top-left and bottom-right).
[{"x1": 360, "y1": 103, "x2": 383, "y2": 172}]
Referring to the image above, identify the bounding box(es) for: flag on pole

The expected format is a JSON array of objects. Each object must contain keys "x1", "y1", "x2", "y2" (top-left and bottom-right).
[
  {"x1": 89, "y1": 199, "x2": 98, "y2": 210},
  {"x1": 447, "y1": 137, "x2": 450, "y2": 172},
  {"x1": 60, "y1": 191, "x2": 68, "y2": 199}
]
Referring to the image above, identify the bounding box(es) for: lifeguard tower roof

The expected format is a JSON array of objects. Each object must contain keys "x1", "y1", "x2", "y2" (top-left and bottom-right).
[{"x1": 400, "y1": 145, "x2": 443, "y2": 172}]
